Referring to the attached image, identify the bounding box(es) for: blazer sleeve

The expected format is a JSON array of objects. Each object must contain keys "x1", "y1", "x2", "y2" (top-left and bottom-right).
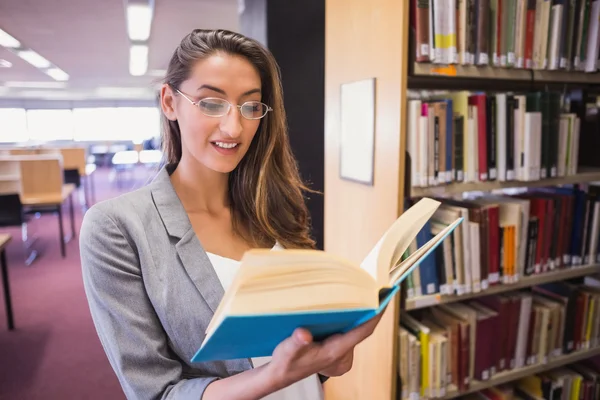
[{"x1": 80, "y1": 205, "x2": 218, "y2": 400}]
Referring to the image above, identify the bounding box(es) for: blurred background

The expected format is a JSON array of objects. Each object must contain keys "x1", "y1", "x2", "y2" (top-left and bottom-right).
[{"x1": 0, "y1": 0, "x2": 325, "y2": 398}]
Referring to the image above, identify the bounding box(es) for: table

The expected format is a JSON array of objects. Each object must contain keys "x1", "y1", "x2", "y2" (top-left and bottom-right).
[{"x1": 0, "y1": 234, "x2": 13, "y2": 330}]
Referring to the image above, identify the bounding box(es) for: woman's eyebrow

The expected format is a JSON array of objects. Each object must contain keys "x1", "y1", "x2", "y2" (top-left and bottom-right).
[{"x1": 197, "y1": 85, "x2": 261, "y2": 97}]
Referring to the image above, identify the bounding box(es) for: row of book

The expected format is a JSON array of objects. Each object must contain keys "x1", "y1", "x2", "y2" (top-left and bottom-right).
[
  {"x1": 398, "y1": 277, "x2": 600, "y2": 399},
  {"x1": 460, "y1": 361, "x2": 600, "y2": 400},
  {"x1": 407, "y1": 91, "x2": 583, "y2": 189},
  {"x1": 404, "y1": 185, "x2": 600, "y2": 299},
  {"x1": 411, "y1": 0, "x2": 600, "y2": 73}
]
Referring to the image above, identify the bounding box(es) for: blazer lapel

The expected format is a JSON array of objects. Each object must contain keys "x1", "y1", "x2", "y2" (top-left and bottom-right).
[{"x1": 150, "y1": 166, "x2": 224, "y2": 314}]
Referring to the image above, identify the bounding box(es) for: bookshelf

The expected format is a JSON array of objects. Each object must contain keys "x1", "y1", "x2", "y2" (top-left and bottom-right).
[
  {"x1": 406, "y1": 263, "x2": 600, "y2": 311},
  {"x1": 412, "y1": 62, "x2": 600, "y2": 85},
  {"x1": 323, "y1": 0, "x2": 600, "y2": 400},
  {"x1": 441, "y1": 346, "x2": 600, "y2": 399},
  {"x1": 411, "y1": 168, "x2": 600, "y2": 197}
]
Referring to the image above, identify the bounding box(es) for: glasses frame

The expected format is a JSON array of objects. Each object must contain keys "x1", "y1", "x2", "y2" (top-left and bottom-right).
[{"x1": 174, "y1": 88, "x2": 273, "y2": 120}]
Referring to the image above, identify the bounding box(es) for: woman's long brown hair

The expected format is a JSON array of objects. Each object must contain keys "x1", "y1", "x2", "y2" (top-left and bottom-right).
[{"x1": 161, "y1": 29, "x2": 315, "y2": 250}]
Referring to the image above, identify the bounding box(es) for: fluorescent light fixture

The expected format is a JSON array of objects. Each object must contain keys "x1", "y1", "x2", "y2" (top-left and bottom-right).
[
  {"x1": 0, "y1": 59, "x2": 12, "y2": 68},
  {"x1": 45, "y1": 68, "x2": 69, "y2": 81},
  {"x1": 126, "y1": 4, "x2": 153, "y2": 41},
  {"x1": 129, "y1": 44, "x2": 148, "y2": 76},
  {"x1": 4, "y1": 81, "x2": 67, "y2": 89},
  {"x1": 0, "y1": 29, "x2": 20, "y2": 48},
  {"x1": 17, "y1": 50, "x2": 51, "y2": 68}
]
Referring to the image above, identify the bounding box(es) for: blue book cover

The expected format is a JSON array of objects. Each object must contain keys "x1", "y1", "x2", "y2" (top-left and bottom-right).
[{"x1": 190, "y1": 199, "x2": 463, "y2": 363}]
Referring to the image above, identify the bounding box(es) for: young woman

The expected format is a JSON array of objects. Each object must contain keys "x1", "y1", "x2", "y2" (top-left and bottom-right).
[{"x1": 80, "y1": 29, "x2": 383, "y2": 400}]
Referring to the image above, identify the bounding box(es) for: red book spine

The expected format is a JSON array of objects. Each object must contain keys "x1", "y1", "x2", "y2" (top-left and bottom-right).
[
  {"x1": 488, "y1": 206, "x2": 500, "y2": 285},
  {"x1": 460, "y1": 323, "x2": 470, "y2": 390},
  {"x1": 543, "y1": 199, "x2": 554, "y2": 272},
  {"x1": 413, "y1": 0, "x2": 431, "y2": 62},
  {"x1": 524, "y1": 0, "x2": 536, "y2": 68},
  {"x1": 530, "y1": 199, "x2": 545, "y2": 274}
]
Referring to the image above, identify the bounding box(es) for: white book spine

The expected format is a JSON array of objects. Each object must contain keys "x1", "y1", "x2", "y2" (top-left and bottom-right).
[
  {"x1": 585, "y1": 1, "x2": 600, "y2": 72},
  {"x1": 461, "y1": 209, "x2": 473, "y2": 294},
  {"x1": 470, "y1": 222, "x2": 481, "y2": 292},
  {"x1": 409, "y1": 101, "x2": 422, "y2": 187},
  {"x1": 448, "y1": 0, "x2": 458, "y2": 64},
  {"x1": 419, "y1": 115, "x2": 429, "y2": 187}
]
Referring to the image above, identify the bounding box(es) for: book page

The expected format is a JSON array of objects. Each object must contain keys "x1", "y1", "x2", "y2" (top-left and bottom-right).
[{"x1": 360, "y1": 197, "x2": 442, "y2": 287}]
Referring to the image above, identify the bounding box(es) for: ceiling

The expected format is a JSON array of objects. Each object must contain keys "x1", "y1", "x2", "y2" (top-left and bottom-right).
[{"x1": 0, "y1": 0, "x2": 240, "y2": 103}]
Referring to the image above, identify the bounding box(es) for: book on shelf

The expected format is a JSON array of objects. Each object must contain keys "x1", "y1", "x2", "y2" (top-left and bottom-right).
[
  {"x1": 190, "y1": 197, "x2": 463, "y2": 362},
  {"x1": 403, "y1": 184, "x2": 600, "y2": 303},
  {"x1": 456, "y1": 357, "x2": 600, "y2": 400},
  {"x1": 406, "y1": 90, "x2": 590, "y2": 191},
  {"x1": 410, "y1": 0, "x2": 600, "y2": 73},
  {"x1": 398, "y1": 282, "x2": 600, "y2": 399}
]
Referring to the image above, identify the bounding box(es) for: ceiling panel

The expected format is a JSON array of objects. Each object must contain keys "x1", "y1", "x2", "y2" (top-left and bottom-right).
[{"x1": 0, "y1": 0, "x2": 239, "y2": 101}]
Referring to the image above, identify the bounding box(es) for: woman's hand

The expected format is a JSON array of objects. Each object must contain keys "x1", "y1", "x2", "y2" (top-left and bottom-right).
[{"x1": 264, "y1": 311, "x2": 386, "y2": 391}]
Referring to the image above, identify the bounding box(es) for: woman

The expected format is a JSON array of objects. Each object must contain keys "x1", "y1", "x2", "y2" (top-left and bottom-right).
[{"x1": 80, "y1": 29, "x2": 383, "y2": 400}]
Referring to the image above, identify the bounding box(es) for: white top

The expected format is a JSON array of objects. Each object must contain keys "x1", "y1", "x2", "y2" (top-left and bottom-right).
[{"x1": 206, "y1": 247, "x2": 324, "y2": 400}]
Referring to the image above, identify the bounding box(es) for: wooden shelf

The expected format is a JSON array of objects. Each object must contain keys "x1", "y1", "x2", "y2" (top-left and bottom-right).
[
  {"x1": 406, "y1": 264, "x2": 600, "y2": 311},
  {"x1": 412, "y1": 62, "x2": 532, "y2": 81},
  {"x1": 409, "y1": 168, "x2": 600, "y2": 197},
  {"x1": 533, "y1": 69, "x2": 600, "y2": 83},
  {"x1": 412, "y1": 62, "x2": 600, "y2": 83},
  {"x1": 439, "y1": 346, "x2": 600, "y2": 399}
]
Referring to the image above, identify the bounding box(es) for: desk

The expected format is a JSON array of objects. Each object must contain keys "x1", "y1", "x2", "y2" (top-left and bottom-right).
[
  {"x1": 22, "y1": 184, "x2": 76, "y2": 258},
  {"x1": 0, "y1": 234, "x2": 13, "y2": 330}
]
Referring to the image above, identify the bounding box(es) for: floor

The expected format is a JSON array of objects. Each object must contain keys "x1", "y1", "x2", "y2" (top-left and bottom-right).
[{"x1": 0, "y1": 165, "x2": 157, "y2": 400}]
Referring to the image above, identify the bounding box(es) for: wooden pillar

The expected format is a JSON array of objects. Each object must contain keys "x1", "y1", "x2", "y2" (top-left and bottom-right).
[{"x1": 322, "y1": 0, "x2": 410, "y2": 399}]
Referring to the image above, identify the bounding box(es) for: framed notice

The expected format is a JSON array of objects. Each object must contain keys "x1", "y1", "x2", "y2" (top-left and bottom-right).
[{"x1": 339, "y1": 78, "x2": 376, "y2": 185}]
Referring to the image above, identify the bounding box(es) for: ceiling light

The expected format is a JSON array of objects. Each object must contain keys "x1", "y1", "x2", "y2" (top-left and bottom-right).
[
  {"x1": 17, "y1": 50, "x2": 51, "y2": 68},
  {"x1": 129, "y1": 44, "x2": 148, "y2": 76},
  {"x1": 0, "y1": 29, "x2": 21, "y2": 48},
  {"x1": 45, "y1": 68, "x2": 69, "y2": 81},
  {"x1": 4, "y1": 81, "x2": 67, "y2": 89},
  {"x1": 126, "y1": 3, "x2": 154, "y2": 41},
  {"x1": 0, "y1": 59, "x2": 12, "y2": 68}
]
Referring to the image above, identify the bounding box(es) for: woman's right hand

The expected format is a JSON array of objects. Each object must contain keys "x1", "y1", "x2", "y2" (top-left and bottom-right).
[{"x1": 264, "y1": 312, "x2": 385, "y2": 391}]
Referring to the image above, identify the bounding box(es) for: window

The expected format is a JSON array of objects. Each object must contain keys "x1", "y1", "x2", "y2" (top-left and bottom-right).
[
  {"x1": 0, "y1": 108, "x2": 28, "y2": 143},
  {"x1": 73, "y1": 107, "x2": 160, "y2": 142},
  {"x1": 26, "y1": 109, "x2": 74, "y2": 141},
  {"x1": 0, "y1": 106, "x2": 161, "y2": 143}
]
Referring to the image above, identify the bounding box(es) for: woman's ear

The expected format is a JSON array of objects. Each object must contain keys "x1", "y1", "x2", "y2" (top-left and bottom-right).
[{"x1": 160, "y1": 84, "x2": 178, "y2": 121}]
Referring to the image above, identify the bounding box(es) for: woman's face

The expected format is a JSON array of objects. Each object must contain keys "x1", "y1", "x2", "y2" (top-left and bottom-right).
[{"x1": 163, "y1": 53, "x2": 263, "y2": 174}]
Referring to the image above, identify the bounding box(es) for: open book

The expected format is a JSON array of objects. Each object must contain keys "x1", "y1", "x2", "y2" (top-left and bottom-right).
[{"x1": 191, "y1": 197, "x2": 463, "y2": 362}]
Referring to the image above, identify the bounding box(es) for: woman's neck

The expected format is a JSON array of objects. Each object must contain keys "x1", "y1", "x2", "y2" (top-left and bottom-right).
[{"x1": 169, "y1": 156, "x2": 229, "y2": 214}]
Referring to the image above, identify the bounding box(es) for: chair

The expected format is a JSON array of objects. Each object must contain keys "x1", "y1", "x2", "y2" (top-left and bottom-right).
[
  {"x1": 18, "y1": 155, "x2": 76, "y2": 259},
  {"x1": 0, "y1": 160, "x2": 38, "y2": 265}
]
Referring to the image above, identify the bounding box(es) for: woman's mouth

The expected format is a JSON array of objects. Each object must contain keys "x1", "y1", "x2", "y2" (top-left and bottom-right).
[{"x1": 211, "y1": 141, "x2": 240, "y2": 155}]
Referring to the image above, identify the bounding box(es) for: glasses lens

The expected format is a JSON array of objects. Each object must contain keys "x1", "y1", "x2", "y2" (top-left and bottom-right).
[
  {"x1": 198, "y1": 98, "x2": 229, "y2": 116},
  {"x1": 241, "y1": 101, "x2": 268, "y2": 119}
]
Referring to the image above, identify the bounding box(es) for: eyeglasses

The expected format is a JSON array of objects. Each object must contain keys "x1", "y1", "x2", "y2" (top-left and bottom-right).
[{"x1": 174, "y1": 88, "x2": 273, "y2": 120}]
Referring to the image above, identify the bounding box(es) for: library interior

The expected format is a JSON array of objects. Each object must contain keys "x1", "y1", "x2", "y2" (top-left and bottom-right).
[{"x1": 1, "y1": 0, "x2": 600, "y2": 399}]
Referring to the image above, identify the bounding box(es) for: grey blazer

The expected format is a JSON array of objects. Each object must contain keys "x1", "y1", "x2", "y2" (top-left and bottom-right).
[{"x1": 80, "y1": 165, "x2": 253, "y2": 399}]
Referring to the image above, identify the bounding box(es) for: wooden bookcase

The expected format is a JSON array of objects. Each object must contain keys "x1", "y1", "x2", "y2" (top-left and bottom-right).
[{"x1": 323, "y1": 1, "x2": 600, "y2": 399}]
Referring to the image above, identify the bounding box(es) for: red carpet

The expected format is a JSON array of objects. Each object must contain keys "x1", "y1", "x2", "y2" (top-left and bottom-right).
[{"x1": 0, "y1": 166, "x2": 155, "y2": 400}]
